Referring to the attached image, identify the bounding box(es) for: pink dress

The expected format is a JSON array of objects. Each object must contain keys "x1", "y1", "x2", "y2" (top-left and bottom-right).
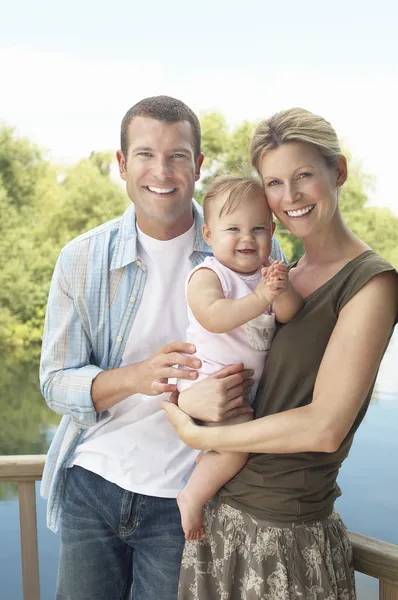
[{"x1": 178, "y1": 257, "x2": 276, "y2": 398}]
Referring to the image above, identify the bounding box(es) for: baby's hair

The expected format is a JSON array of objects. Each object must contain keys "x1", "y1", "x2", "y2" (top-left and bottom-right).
[{"x1": 203, "y1": 174, "x2": 269, "y2": 223}]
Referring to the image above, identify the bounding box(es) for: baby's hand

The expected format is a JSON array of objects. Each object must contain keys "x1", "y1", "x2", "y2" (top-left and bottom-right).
[{"x1": 260, "y1": 260, "x2": 288, "y2": 301}]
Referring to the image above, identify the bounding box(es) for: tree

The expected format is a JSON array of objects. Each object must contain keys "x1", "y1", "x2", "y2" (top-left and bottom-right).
[{"x1": 0, "y1": 127, "x2": 128, "y2": 366}]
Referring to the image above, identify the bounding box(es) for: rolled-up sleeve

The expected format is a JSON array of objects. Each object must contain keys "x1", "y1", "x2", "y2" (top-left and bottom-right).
[{"x1": 40, "y1": 250, "x2": 103, "y2": 426}]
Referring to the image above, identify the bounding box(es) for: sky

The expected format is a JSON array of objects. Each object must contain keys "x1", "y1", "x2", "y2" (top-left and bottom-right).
[{"x1": 1, "y1": 0, "x2": 398, "y2": 214}]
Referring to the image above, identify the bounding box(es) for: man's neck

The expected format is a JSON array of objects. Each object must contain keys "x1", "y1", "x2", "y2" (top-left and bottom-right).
[{"x1": 136, "y1": 213, "x2": 194, "y2": 241}]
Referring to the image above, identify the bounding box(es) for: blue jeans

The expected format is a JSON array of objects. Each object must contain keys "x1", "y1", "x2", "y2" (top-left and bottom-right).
[{"x1": 56, "y1": 466, "x2": 185, "y2": 600}]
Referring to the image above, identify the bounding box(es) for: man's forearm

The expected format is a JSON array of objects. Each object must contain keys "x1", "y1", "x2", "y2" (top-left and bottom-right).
[{"x1": 92, "y1": 364, "x2": 140, "y2": 412}]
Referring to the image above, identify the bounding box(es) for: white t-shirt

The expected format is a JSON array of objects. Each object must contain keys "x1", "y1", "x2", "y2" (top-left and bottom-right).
[{"x1": 72, "y1": 222, "x2": 200, "y2": 497}]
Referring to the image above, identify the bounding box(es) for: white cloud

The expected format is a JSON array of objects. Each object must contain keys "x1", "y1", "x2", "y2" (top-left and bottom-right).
[{"x1": 1, "y1": 46, "x2": 397, "y2": 214}]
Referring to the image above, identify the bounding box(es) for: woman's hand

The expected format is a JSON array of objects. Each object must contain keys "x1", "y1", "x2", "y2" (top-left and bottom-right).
[
  {"x1": 177, "y1": 363, "x2": 254, "y2": 422},
  {"x1": 161, "y1": 393, "x2": 204, "y2": 448}
]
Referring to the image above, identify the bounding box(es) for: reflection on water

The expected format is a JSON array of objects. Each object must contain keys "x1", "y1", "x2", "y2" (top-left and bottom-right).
[{"x1": 1, "y1": 333, "x2": 397, "y2": 599}]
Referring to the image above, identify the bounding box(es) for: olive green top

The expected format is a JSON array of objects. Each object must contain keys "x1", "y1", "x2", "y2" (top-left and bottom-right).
[{"x1": 219, "y1": 251, "x2": 397, "y2": 522}]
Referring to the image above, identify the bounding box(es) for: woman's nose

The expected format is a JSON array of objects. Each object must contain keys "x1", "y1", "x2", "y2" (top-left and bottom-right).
[{"x1": 284, "y1": 184, "x2": 302, "y2": 205}]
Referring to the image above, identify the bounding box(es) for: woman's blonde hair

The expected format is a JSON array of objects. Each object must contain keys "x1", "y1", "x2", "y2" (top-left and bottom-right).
[
  {"x1": 250, "y1": 108, "x2": 342, "y2": 173},
  {"x1": 203, "y1": 174, "x2": 268, "y2": 223}
]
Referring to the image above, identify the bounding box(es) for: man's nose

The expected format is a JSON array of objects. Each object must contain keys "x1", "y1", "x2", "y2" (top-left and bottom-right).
[{"x1": 153, "y1": 157, "x2": 172, "y2": 179}]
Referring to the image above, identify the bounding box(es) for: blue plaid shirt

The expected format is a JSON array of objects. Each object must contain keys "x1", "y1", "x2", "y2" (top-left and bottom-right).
[{"x1": 40, "y1": 200, "x2": 286, "y2": 532}]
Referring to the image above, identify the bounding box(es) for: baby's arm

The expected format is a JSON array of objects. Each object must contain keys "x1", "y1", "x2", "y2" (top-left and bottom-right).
[
  {"x1": 261, "y1": 261, "x2": 304, "y2": 323},
  {"x1": 187, "y1": 268, "x2": 269, "y2": 334}
]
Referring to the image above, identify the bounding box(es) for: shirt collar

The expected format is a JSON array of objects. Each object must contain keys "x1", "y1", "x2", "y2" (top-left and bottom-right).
[{"x1": 110, "y1": 199, "x2": 211, "y2": 270}]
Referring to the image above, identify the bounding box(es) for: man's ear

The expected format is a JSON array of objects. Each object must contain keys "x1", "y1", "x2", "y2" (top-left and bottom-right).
[
  {"x1": 116, "y1": 150, "x2": 127, "y2": 181},
  {"x1": 336, "y1": 155, "x2": 348, "y2": 188},
  {"x1": 202, "y1": 223, "x2": 212, "y2": 245},
  {"x1": 195, "y1": 153, "x2": 205, "y2": 182}
]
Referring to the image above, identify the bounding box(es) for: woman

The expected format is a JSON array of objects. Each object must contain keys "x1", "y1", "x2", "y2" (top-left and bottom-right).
[{"x1": 162, "y1": 107, "x2": 398, "y2": 600}]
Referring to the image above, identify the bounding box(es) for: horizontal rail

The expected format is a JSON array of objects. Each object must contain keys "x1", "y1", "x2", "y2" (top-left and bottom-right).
[
  {"x1": 349, "y1": 531, "x2": 398, "y2": 584},
  {"x1": 1, "y1": 456, "x2": 398, "y2": 599},
  {"x1": 0, "y1": 455, "x2": 45, "y2": 482}
]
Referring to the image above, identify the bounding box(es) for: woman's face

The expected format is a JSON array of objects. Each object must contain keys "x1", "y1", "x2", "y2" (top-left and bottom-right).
[{"x1": 260, "y1": 141, "x2": 347, "y2": 239}]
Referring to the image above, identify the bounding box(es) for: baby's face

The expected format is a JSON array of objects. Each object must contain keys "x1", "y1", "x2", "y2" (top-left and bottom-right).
[{"x1": 203, "y1": 189, "x2": 275, "y2": 274}]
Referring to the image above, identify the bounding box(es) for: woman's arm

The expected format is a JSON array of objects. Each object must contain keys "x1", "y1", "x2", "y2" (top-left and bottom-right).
[
  {"x1": 188, "y1": 268, "x2": 269, "y2": 334},
  {"x1": 163, "y1": 271, "x2": 397, "y2": 453},
  {"x1": 260, "y1": 261, "x2": 303, "y2": 323},
  {"x1": 271, "y1": 280, "x2": 304, "y2": 323}
]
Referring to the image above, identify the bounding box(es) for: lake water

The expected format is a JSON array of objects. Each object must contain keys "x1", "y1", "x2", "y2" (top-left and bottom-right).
[{"x1": 1, "y1": 332, "x2": 397, "y2": 600}]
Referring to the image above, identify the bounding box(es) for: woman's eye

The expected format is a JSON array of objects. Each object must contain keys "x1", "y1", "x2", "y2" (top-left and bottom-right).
[
  {"x1": 268, "y1": 180, "x2": 281, "y2": 187},
  {"x1": 298, "y1": 172, "x2": 312, "y2": 179}
]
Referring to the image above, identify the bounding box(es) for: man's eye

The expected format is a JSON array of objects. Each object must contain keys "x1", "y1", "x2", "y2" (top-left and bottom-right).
[
  {"x1": 138, "y1": 152, "x2": 152, "y2": 157},
  {"x1": 172, "y1": 153, "x2": 185, "y2": 159}
]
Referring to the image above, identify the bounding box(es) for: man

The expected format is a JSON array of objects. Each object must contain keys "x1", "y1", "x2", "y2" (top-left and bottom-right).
[{"x1": 40, "y1": 95, "x2": 285, "y2": 599}]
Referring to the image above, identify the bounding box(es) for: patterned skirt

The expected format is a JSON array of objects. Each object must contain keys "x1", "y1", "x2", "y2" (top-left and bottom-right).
[{"x1": 178, "y1": 497, "x2": 356, "y2": 600}]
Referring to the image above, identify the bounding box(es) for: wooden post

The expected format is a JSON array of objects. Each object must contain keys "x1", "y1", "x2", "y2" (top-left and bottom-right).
[
  {"x1": 380, "y1": 579, "x2": 398, "y2": 600},
  {"x1": 18, "y1": 481, "x2": 40, "y2": 600}
]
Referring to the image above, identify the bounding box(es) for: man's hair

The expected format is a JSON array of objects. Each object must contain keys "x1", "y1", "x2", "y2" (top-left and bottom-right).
[
  {"x1": 250, "y1": 107, "x2": 342, "y2": 174},
  {"x1": 203, "y1": 174, "x2": 269, "y2": 223},
  {"x1": 120, "y1": 95, "x2": 201, "y2": 159}
]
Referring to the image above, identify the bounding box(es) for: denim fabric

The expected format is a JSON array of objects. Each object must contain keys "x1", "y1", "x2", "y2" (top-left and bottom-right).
[{"x1": 57, "y1": 466, "x2": 185, "y2": 600}]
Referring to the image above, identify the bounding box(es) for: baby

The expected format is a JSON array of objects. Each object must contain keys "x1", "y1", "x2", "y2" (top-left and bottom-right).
[{"x1": 177, "y1": 174, "x2": 303, "y2": 540}]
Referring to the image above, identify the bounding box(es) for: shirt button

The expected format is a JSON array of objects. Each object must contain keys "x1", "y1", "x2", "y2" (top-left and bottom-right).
[
  {"x1": 136, "y1": 260, "x2": 142, "y2": 268},
  {"x1": 116, "y1": 335, "x2": 123, "y2": 342},
  {"x1": 130, "y1": 296, "x2": 136, "y2": 302}
]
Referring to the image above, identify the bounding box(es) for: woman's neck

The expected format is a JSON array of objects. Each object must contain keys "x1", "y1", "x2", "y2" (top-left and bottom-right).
[{"x1": 300, "y1": 211, "x2": 368, "y2": 267}]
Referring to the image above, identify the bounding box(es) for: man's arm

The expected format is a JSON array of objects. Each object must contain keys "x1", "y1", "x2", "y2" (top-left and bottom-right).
[
  {"x1": 40, "y1": 251, "x2": 104, "y2": 426},
  {"x1": 40, "y1": 252, "x2": 209, "y2": 421}
]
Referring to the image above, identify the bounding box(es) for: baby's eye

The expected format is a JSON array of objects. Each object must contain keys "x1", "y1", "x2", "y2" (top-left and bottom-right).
[
  {"x1": 253, "y1": 226, "x2": 265, "y2": 231},
  {"x1": 227, "y1": 227, "x2": 239, "y2": 232}
]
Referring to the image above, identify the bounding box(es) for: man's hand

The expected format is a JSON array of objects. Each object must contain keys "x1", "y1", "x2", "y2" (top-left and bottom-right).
[
  {"x1": 176, "y1": 363, "x2": 254, "y2": 422},
  {"x1": 131, "y1": 341, "x2": 201, "y2": 395}
]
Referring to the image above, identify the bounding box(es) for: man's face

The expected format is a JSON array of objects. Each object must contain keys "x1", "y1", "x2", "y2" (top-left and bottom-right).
[{"x1": 117, "y1": 116, "x2": 204, "y2": 239}]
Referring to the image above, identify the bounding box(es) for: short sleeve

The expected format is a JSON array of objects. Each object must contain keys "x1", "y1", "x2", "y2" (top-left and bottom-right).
[{"x1": 336, "y1": 252, "x2": 397, "y2": 316}]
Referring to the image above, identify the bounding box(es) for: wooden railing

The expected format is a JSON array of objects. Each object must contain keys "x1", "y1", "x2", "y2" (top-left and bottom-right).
[
  {"x1": 1, "y1": 455, "x2": 398, "y2": 600},
  {"x1": 0, "y1": 455, "x2": 46, "y2": 600}
]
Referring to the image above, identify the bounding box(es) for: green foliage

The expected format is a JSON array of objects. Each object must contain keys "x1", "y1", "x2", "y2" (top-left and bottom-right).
[
  {"x1": 197, "y1": 112, "x2": 257, "y2": 199},
  {"x1": 0, "y1": 127, "x2": 128, "y2": 371},
  {"x1": 0, "y1": 127, "x2": 49, "y2": 209}
]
